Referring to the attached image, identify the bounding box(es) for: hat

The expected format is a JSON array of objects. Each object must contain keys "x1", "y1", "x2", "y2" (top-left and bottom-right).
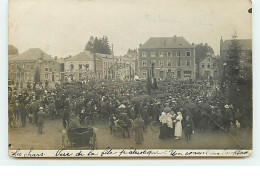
[
  {"x1": 163, "y1": 107, "x2": 171, "y2": 113},
  {"x1": 224, "y1": 105, "x2": 229, "y2": 109},
  {"x1": 118, "y1": 104, "x2": 126, "y2": 109},
  {"x1": 39, "y1": 107, "x2": 43, "y2": 110}
]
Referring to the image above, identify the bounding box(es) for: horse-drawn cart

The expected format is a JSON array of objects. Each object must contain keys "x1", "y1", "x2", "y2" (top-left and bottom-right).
[{"x1": 62, "y1": 127, "x2": 97, "y2": 150}]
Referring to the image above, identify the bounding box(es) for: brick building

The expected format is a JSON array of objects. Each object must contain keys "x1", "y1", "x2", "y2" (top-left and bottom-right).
[{"x1": 138, "y1": 36, "x2": 196, "y2": 81}]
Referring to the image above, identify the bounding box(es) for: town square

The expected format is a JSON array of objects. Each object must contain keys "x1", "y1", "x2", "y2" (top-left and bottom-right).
[{"x1": 7, "y1": 0, "x2": 252, "y2": 153}]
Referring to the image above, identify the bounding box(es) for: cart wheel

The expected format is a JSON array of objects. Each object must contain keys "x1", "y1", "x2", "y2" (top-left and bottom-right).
[
  {"x1": 90, "y1": 137, "x2": 94, "y2": 150},
  {"x1": 112, "y1": 126, "x2": 122, "y2": 137}
]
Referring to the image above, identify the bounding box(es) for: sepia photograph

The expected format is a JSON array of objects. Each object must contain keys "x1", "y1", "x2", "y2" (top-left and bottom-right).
[{"x1": 8, "y1": 0, "x2": 252, "y2": 158}]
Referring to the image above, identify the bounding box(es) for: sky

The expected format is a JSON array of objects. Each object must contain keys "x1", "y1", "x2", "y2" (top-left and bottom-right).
[{"x1": 8, "y1": 0, "x2": 252, "y2": 57}]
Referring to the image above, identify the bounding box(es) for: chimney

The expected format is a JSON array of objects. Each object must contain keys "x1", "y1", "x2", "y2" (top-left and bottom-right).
[
  {"x1": 192, "y1": 43, "x2": 194, "y2": 46},
  {"x1": 139, "y1": 44, "x2": 142, "y2": 48}
]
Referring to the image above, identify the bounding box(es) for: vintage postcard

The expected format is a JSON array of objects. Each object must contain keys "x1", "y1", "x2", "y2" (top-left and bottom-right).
[{"x1": 8, "y1": 0, "x2": 252, "y2": 158}]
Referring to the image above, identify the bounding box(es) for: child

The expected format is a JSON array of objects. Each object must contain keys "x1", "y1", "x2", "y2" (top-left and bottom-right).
[{"x1": 184, "y1": 115, "x2": 194, "y2": 141}]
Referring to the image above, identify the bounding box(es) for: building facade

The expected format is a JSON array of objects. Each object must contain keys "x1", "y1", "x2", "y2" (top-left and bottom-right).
[
  {"x1": 8, "y1": 48, "x2": 57, "y2": 85},
  {"x1": 138, "y1": 36, "x2": 196, "y2": 81},
  {"x1": 63, "y1": 50, "x2": 99, "y2": 81},
  {"x1": 198, "y1": 55, "x2": 220, "y2": 79}
]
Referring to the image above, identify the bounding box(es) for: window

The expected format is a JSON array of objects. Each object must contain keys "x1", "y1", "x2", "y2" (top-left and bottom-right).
[
  {"x1": 45, "y1": 74, "x2": 48, "y2": 80},
  {"x1": 142, "y1": 71, "x2": 147, "y2": 78},
  {"x1": 159, "y1": 61, "x2": 164, "y2": 67},
  {"x1": 167, "y1": 59, "x2": 171, "y2": 66},
  {"x1": 60, "y1": 63, "x2": 64, "y2": 72},
  {"x1": 186, "y1": 51, "x2": 191, "y2": 57},
  {"x1": 79, "y1": 64, "x2": 83, "y2": 70},
  {"x1": 177, "y1": 52, "x2": 181, "y2": 57},
  {"x1": 177, "y1": 71, "x2": 181, "y2": 78},
  {"x1": 45, "y1": 68, "x2": 48, "y2": 72},
  {"x1": 151, "y1": 52, "x2": 156, "y2": 57},
  {"x1": 70, "y1": 64, "x2": 74, "y2": 69},
  {"x1": 142, "y1": 60, "x2": 147, "y2": 67},
  {"x1": 214, "y1": 71, "x2": 218, "y2": 77},
  {"x1": 204, "y1": 71, "x2": 210, "y2": 78},
  {"x1": 79, "y1": 73, "x2": 83, "y2": 80},
  {"x1": 207, "y1": 64, "x2": 210, "y2": 69},
  {"x1": 177, "y1": 59, "x2": 181, "y2": 66},
  {"x1": 159, "y1": 52, "x2": 164, "y2": 57},
  {"x1": 142, "y1": 52, "x2": 147, "y2": 57},
  {"x1": 202, "y1": 64, "x2": 205, "y2": 69},
  {"x1": 151, "y1": 60, "x2": 156, "y2": 66},
  {"x1": 167, "y1": 51, "x2": 172, "y2": 57},
  {"x1": 85, "y1": 64, "x2": 89, "y2": 69},
  {"x1": 207, "y1": 58, "x2": 211, "y2": 62},
  {"x1": 213, "y1": 63, "x2": 217, "y2": 68},
  {"x1": 26, "y1": 64, "x2": 30, "y2": 69},
  {"x1": 31, "y1": 65, "x2": 34, "y2": 70},
  {"x1": 186, "y1": 59, "x2": 191, "y2": 66}
]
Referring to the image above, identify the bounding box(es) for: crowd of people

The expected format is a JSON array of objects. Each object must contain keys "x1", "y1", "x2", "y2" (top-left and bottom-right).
[{"x1": 8, "y1": 77, "x2": 249, "y2": 144}]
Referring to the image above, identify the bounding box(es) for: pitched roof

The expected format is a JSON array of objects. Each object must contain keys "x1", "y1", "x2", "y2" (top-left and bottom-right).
[
  {"x1": 66, "y1": 50, "x2": 94, "y2": 62},
  {"x1": 197, "y1": 55, "x2": 219, "y2": 63},
  {"x1": 9, "y1": 48, "x2": 52, "y2": 61},
  {"x1": 221, "y1": 39, "x2": 252, "y2": 50},
  {"x1": 140, "y1": 36, "x2": 193, "y2": 49},
  {"x1": 96, "y1": 53, "x2": 114, "y2": 59}
]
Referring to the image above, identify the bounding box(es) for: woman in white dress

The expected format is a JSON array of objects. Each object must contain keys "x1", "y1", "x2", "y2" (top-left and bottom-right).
[{"x1": 174, "y1": 111, "x2": 183, "y2": 140}]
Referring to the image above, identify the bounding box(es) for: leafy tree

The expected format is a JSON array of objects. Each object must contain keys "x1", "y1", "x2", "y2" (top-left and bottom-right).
[
  {"x1": 85, "y1": 36, "x2": 111, "y2": 54},
  {"x1": 195, "y1": 43, "x2": 214, "y2": 62},
  {"x1": 8, "y1": 44, "x2": 19, "y2": 55}
]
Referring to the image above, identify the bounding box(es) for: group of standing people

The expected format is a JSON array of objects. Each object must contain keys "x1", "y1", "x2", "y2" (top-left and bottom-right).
[{"x1": 158, "y1": 104, "x2": 194, "y2": 141}]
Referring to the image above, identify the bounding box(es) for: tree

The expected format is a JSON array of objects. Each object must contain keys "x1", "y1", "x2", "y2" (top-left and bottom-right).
[
  {"x1": 195, "y1": 43, "x2": 214, "y2": 62},
  {"x1": 127, "y1": 48, "x2": 137, "y2": 55},
  {"x1": 34, "y1": 65, "x2": 40, "y2": 83},
  {"x1": 8, "y1": 44, "x2": 19, "y2": 55},
  {"x1": 85, "y1": 36, "x2": 111, "y2": 54},
  {"x1": 225, "y1": 35, "x2": 241, "y2": 83}
]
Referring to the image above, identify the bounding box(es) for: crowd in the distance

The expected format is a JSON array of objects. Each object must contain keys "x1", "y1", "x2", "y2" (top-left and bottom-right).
[{"x1": 8, "y1": 77, "x2": 250, "y2": 142}]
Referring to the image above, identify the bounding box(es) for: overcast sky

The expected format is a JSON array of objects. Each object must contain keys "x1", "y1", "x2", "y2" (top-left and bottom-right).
[{"x1": 9, "y1": 0, "x2": 252, "y2": 57}]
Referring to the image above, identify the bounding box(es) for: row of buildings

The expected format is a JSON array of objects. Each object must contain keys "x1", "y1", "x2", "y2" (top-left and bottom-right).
[
  {"x1": 8, "y1": 48, "x2": 137, "y2": 86},
  {"x1": 8, "y1": 36, "x2": 252, "y2": 86}
]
